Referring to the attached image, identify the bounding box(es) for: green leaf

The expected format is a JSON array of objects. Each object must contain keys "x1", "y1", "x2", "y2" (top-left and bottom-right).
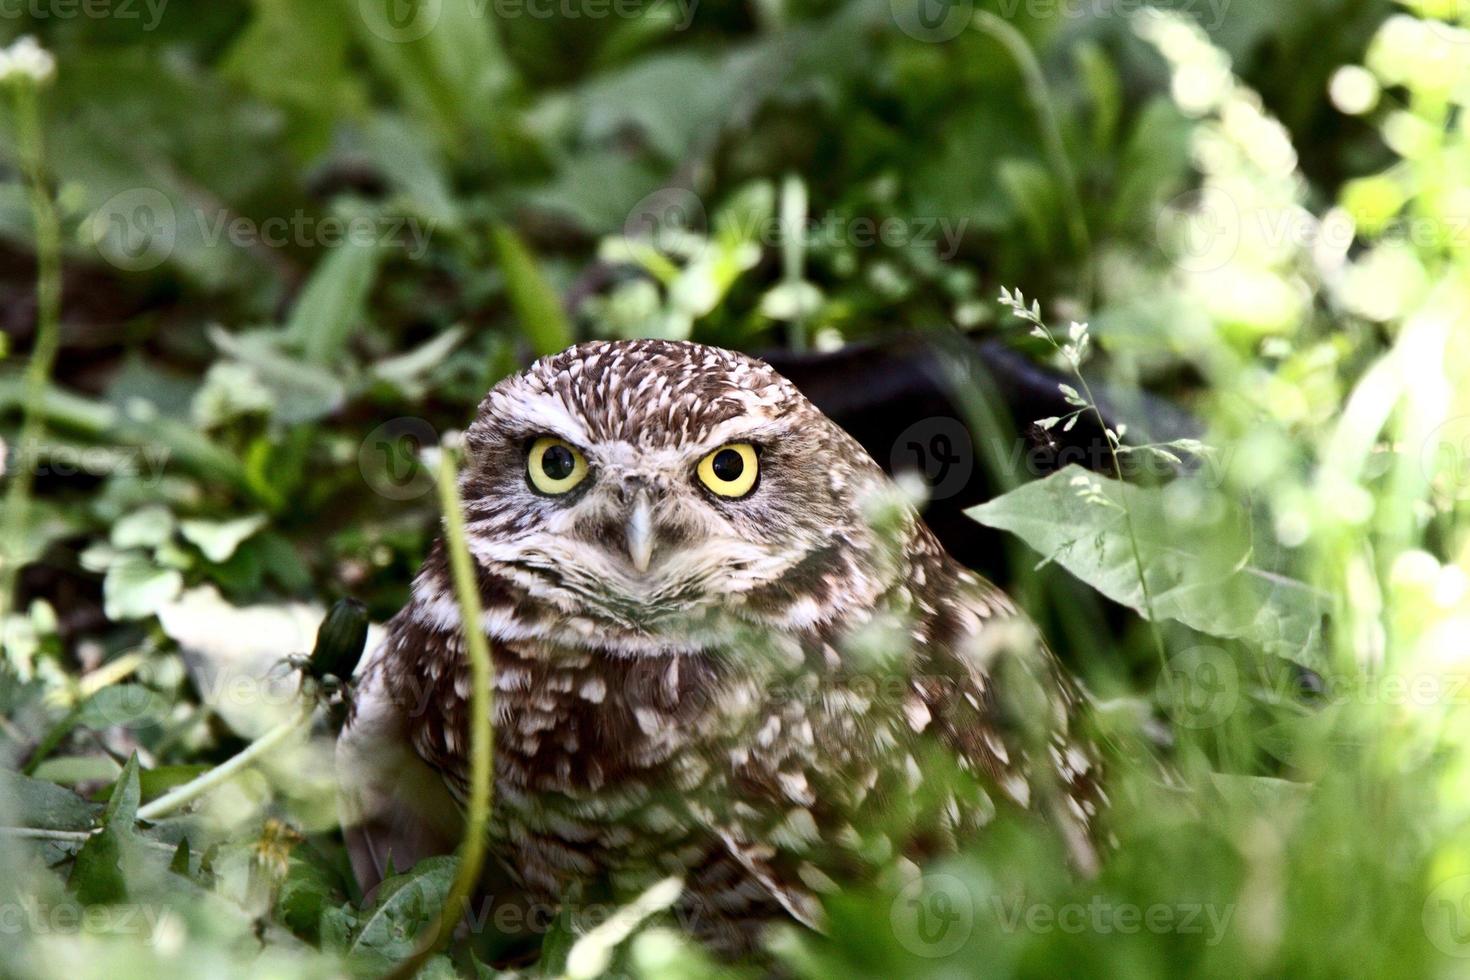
[
  {"x1": 76, "y1": 684, "x2": 170, "y2": 733},
  {"x1": 209, "y1": 328, "x2": 348, "y2": 425},
  {"x1": 758, "y1": 281, "x2": 824, "y2": 321},
  {"x1": 179, "y1": 514, "x2": 269, "y2": 564},
  {"x1": 347, "y1": 856, "x2": 459, "y2": 969},
  {"x1": 69, "y1": 825, "x2": 128, "y2": 905},
  {"x1": 284, "y1": 236, "x2": 382, "y2": 363},
  {"x1": 110, "y1": 505, "x2": 177, "y2": 550},
  {"x1": 539, "y1": 897, "x2": 580, "y2": 977},
  {"x1": 348, "y1": 0, "x2": 517, "y2": 154},
  {"x1": 219, "y1": 0, "x2": 367, "y2": 158},
  {"x1": 371, "y1": 324, "x2": 467, "y2": 397},
  {"x1": 275, "y1": 844, "x2": 349, "y2": 943},
  {"x1": 191, "y1": 361, "x2": 276, "y2": 429},
  {"x1": 1074, "y1": 40, "x2": 1122, "y2": 154},
  {"x1": 68, "y1": 753, "x2": 141, "y2": 905},
  {"x1": 359, "y1": 114, "x2": 461, "y2": 232},
  {"x1": 103, "y1": 753, "x2": 142, "y2": 826},
  {"x1": 998, "y1": 158, "x2": 1061, "y2": 259},
  {"x1": 169, "y1": 837, "x2": 192, "y2": 876},
  {"x1": 0, "y1": 374, "x2": 255, "y2": 498},
  {"x1": 967, "y1": 467, "x2": 1329, "y2": 668},
  {"x1": 0, "y1": 769, "x2": 98, "y2": 830},
  {"x1": 102, "y1": 555, "x2": 184, "y2": 621},
  {"x1": 491, "y1": 224, "x2": 574, "y2": 356}
]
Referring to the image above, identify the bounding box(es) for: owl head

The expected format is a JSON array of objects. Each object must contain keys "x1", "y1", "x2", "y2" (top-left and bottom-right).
[{"x1": 456, "y1": 340, "x2": 900, "y2": 645}]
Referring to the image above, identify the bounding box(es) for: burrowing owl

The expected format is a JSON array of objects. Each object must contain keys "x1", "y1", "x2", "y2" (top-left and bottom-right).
[{"x1": 338, "y1": 339, "x2": 1103, "y2": 955}]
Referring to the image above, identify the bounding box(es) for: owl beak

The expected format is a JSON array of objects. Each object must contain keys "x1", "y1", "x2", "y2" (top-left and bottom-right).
[{"x1": 625, "y1": 489, "x2": 655, "y2": 574}]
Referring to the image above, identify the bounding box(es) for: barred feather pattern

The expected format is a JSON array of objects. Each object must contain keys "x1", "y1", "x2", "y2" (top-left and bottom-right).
[{"x1": 338, "y1": 340, "x2": 1105, "y2": 955}]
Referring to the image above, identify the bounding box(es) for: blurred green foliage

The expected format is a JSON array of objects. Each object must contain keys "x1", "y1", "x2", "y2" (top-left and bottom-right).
[{"x1": 4, "y1": 0, "x2": 1470, "y2": 976}]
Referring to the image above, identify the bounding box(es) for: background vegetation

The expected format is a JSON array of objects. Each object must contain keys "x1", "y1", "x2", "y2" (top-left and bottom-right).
[{"x1": 2, "y1": 0, "x2": 1469, "y2": 976}]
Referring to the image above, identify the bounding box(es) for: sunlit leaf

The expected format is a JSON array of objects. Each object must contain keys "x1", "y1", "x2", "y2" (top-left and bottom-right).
[{"x1": 968, "y1": 466, "x2": 1329, "y2": 668}]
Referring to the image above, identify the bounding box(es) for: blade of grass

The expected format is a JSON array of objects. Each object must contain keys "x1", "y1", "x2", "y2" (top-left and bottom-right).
[
  {"x1": 492, "y1": 223, "x2": 574, "y2": 356},
  {"x1": 0, "y1": 74, "x2": 62, "y2": 628},
  {"x1": 382, "y1": 444, "x2": 494, "y2": 980},
  {"x1": 972, "y1": 12, "x2": 1093, "y2": 306}
]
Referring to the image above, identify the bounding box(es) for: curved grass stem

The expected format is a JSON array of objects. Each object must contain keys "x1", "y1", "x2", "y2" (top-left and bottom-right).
[
  {"x1": 136, "y1": 702, "x2": 315, "y2": 823},
  {"x1": 382, "y1": 447, "x2": 495, "y2": 980},
  {"x1": 972, "y1": 12, "x2": 1094, "y2": 306}
]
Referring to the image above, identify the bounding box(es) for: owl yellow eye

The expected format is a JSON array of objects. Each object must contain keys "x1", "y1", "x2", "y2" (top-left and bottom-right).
[
  {"x1": 527, "y1": 437, "x2": 589, "y2": 495},
  {"x1": 696, "y1": 443, "x2": 759, "y2": 498}
]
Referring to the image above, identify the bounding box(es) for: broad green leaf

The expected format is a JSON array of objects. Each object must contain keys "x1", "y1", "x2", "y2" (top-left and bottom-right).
[
  {"x1": 359, "y1": 114, "x2": 461, "y2": 231},
  {"x1": 110, "y1": 506, "x2": 177, "y2": 550},
  {"x1": 491, "y1": 224, "x2": 574, "y2": 356},
  {"x1": 75, "y1": 684, "x2": 170, "y2": 732},
  {"x1": 275, "y1": 844, "x2": 349, "y2": 943},
  {"x1": 0, "y1": 770, "x2": 98, "y2": 830},
  {"x1": 574, "y1": 52, "x2": 734, "y2": 161},
  {"x1": 284, "y1": 236, "x2": 382, "y2": 363},
  {"x1": 191, "y1": 361, "x2": 276, "y2": 429},
  {"x1": 179, "y1": 515, "x2": 269, "y2": 564},
  {"x1": 347, "y1": 856, "x2": 458, "y2": 969},
  {"x1": 102, "y1": 555, "x2": 184, "y2": 622},
  {"x1": 209, "y1": 328, "x2": 347, "y2": 425},
  {"x1": 967, "y1": 467, "x2": 1329, "y2": 668},
  {"x1": 527, "y1": 153, "x2": 664, "y2": 235}
]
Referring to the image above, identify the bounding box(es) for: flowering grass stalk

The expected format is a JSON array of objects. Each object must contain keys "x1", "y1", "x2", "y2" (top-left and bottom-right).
[{"x1": 0, "y1": 39, "x2": 60, "y2": 634}]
